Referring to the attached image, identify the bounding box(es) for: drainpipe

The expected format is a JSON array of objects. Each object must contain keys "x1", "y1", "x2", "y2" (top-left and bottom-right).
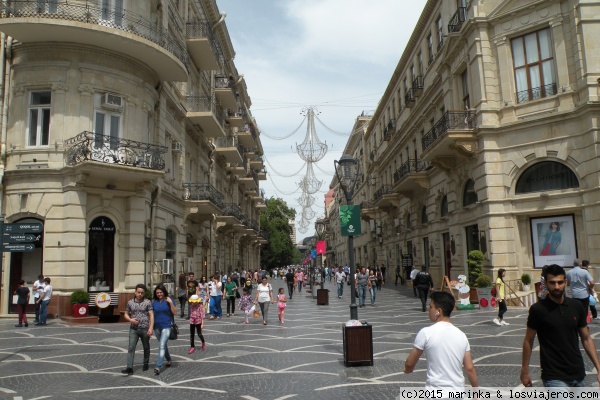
[
  {"x1": 149, "y1": 186, "x2": 160, "y2": 289},
  {"x1": 0, "y1": 35, "x2": 13, "y2": 198}
]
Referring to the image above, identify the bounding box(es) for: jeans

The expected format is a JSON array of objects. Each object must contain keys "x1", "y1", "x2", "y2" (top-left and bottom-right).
[
  {"x1": 126, "y1": 326, "x2": 150, "y2": 369},
  {"x1": 258, "y1": 301, "x2": 270, "y2": 323},
  {"x1": 297, "y1": 281, "x2": 302, "y2": 292},
  {"x1": 418, "y1": 287, "x2": 430, "y2": 311},
  {"x1": 39, "y1": 299, "x2": 50, "y2": 323},
  {"x1": 287, "y1": 283, "x2": 294, "y2": 298},
  {"x1": 17, "y1": 304, "x2": 28, "y2": 324},
  {"x1": 211, "y1": 295, "x2": 222, "y2": 317},
  {"x1": 369, "y1": 287, "x2": 376, "y2": 305},
  {"x1": 337, "y1": 282, "x2": 344, "y2": 297},
  {"x1": 543, "y1": 378, "x2": 585, "y2": 387},
  {"x1": 498, "y1": 299, "x2": 507, "y2": 320},
  {"x1": 178, "y1": 296, "x2": 186, "y2": 317},
  {"x1": 358, "y1": 285, "x2": 367, "y2": 306},
  {"x1": 226, "y1": 296, "x2": 236, "y2": 314},
  {"x1": 154, "y1": 327, "x2": 171, "y2": 369}
]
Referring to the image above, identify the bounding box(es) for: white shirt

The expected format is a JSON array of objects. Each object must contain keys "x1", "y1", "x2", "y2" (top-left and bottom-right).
[
  {"x1": 257, "y1": 283, "x2": 272, "y2": 302},
  {"x1": 335, "y1": 271, "x2": 346, "y2": 283},
  {"x1": 209, "y1": 281, "x2": 222, "y2": 296},
  {"x1": 410, "y1": 269, "x2": 420, "y2": 280},
  {"x1": 40, "y1": 285, "x2": 53, "y2": 302},
  {"x1": 413, "y1": 321, "x2": 470, "y2": 391},
  {"x1": 33, "y1": 279, "x2": 45, "y2": 298}
]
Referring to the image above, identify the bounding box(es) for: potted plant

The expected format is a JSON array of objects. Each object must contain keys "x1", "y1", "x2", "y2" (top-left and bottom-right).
[
  {"x1": 70, "y1": 290, "x2": 90, "y2": 318},
  {"x1": 467, "y1": 250, "x2": 484, "y2": 303},
  {"x1": 521, "y1": 273, "x2": 532, "y2": 291},
  {"x1": 475, "y1": 274, "x2": 495, "y2": 310}
]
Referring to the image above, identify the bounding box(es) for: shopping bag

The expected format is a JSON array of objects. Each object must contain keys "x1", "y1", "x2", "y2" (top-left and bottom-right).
[{"x1": 253, "y1": 308, "x2": 260, "y2": 318}]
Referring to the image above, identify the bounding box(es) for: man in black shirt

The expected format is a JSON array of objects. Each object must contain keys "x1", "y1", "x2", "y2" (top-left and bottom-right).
[
  {"x1": 521, "y1": 264, "x2": 600, "y2": 387},
  {"x1": 284, "y1": 269, "x2": 296, "y2": 299},
  {"x1": 414, "y1": 265, "x2": 433, "y2": 312}
]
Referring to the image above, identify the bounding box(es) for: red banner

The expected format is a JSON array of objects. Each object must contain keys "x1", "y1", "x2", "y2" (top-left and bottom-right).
[{"x1": 316, "y1": 240, "x2": 326, "y2": 255}]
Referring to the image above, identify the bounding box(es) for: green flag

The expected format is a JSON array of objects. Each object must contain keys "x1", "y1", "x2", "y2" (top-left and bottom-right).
[{"x1": 339, "y1": 205, "x2": 361, "y2": 236}]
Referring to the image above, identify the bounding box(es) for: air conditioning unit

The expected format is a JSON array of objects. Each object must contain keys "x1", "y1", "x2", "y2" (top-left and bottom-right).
[
  {"x1": 394, "y1": 218, "x2": 400, "y2": 227},
  {"x1": 163, "y1": 282, "x2": 175, "y2": 296},
  {"x1": 162, "y1": 259, "x2": 173, "y2": 275},
  {"x1": 172, "y1": 142, "x2": 183, "y2": 152},
  {"x1": 184, "y1": 257, "x2": 193, "y2": 271},
  {"x1": 101, "y1": 93, "x2": 123, "y2": 109},
  {"x1": 369, "y1": 220, "x2": 376, "y2": 232},
  {"x1": 376, "y1": 226, "x2": 381, "y2": 234}
]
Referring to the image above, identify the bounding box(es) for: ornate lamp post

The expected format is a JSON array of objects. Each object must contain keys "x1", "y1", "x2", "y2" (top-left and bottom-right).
[
  {"x1": 307, "y1": 235, "x2": 316, "y2": 297},
  {"x1": 334, "y1": 154, "x2": 360, "y2": 320}
]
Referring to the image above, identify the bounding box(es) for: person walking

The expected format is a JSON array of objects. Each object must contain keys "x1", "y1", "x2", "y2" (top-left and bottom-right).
[
  {"x1": 15, "y1": 280, "x2": 30, "y2": 327},
  {"x1": 355, "y1": 267, "x2": 369, "y2": 308},
  {"x1": 493, "y1": 268, "x2": 509, "y2": 326},
  {"x1": 376, "y1": 268, "x2": 383, "y2": 291},
  {"x1": 254, "y1": 277, "x2": 274, "y2": 325},
  {"x1": 151, "y1": 284, "x2": 176, "y2": 375},
  {"x1": 224, "y1": 276, "x2": 238, "y2": 317},
  {"x1": 208, "y1": 274, "x2": 223, "y2": 320},
  {"x1": 335, "y1": 267, "x2": 346, "y2": 298},
  {"x1": 295, "y1": 268, "x2": 304, "y2": 292},
  {"x1": 521, "y1": 264, "x2": 600, "y2": 387},
  {"x1": 277, "y1": 287, "x2": 287, "y2": 324},
  {"x1": 380, "y1": 263, "x2": 387, "y2": 285},
  {"x1": 582, "y1": 260, "x2": 598, "y2": 319},
  {"x1": 35, "y1": 277, "x2": 52, "y2": 326},
  {"x1": 177, "y1": 273, "x2": 187, "y2": 318},
  {"x1": 414, "y1": 265, "x2": 434, "y2": 312},
  {"x1": 186, "y1": 272, "x2": 198, "y2": 319},
  {"x1": 404, "y1": 291, "x2": 478, "y2": 394},
  {"x1": 284, "y1": 268, "x2": 295, "y2": 299},
  {"x1": 187, "y1": 294, "x2": 206, "y2": 353},
  {"x1": 32, "y1": 274, "x2": 45, "y2": 324},
  {"x1": 395, "y1": 265, "x2": 401, "y2": 286},
  {"x1": 410, "y1": 267, "x2": 419, "y2": 297},
  {"x1": 567, "y1": 259, "x2": 594, "y2": 317},
  {"x1": 122, "y1": 284, "x2": 153, "y2": 375},
  {"x1": 368, "y1": 270, "x2": 377, "y2": 306},
  {"x1": 238, "y1": 287, "x2": 254, "y2": 324}
]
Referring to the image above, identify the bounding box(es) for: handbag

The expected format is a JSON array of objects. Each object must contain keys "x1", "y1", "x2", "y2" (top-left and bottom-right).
[
  {"x1": 169, "y1": 313, "x2": 178, "y2": 340},
  {"x1": 253, "y1": 308, "x2": 260, "y2": 318}
]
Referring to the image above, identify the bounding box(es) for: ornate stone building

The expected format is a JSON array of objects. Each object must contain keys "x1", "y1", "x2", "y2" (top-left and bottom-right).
[
  {"x1": 328, "y1": 0, "x2": 600, "y2": 285},
  {"x1": 0, "y1": 0, "x2": 267, "y2": 317}
]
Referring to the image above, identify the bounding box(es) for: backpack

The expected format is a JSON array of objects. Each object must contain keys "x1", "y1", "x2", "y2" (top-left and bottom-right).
[{"x1": 491, "y1": 285, "x2": 497, "y2": 297}]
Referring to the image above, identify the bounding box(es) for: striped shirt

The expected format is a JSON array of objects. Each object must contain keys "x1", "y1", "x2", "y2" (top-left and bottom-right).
[{"x1": 126, "y1": 298, "x2": 153, "y2": 329}]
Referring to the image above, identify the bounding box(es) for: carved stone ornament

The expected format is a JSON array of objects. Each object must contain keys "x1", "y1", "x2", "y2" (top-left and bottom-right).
[
  {"x1": 51, "y1": 82, "x2": 69, "y2": 92},
  {"x1": 78, "y1": 84, "x2": 95, "y2": 95},
  {"x1": 454, "y1": 140, "x2": 479, "y2": 155},
  {"x1": 12, "y1": 85, "x2": 25, "y2": 96}
]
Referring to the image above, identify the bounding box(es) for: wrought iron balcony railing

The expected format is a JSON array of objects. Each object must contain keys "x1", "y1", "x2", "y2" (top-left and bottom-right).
[
  {"x1": 186, "y1": 22, "x2": 223, "y2": 68},
  {"x1": 383, "y1": 119, "x2": 395, "y2": 141},
  {"x1": 373, "y1": 184, "x2": 393, "y2": 201},
  {"x1": 215, "y1": 135, "x2": 244, "y2": 156},
  {"x1": 412, "y1": 75, "x2": 424, "y2": 93},
  {"x1": 448, "y1": 7, "x2": 467, "y2": 33},
  {"x1": 249, "y1": 219, "x2": 259, "y2": 232},
  {"x1": 222, "y1": 203, "x2": 245, "y2": 223},
  {"x1": 65, "y1": 131, "x2": 167, "y2": 170},
  {"x1": 215, "y1": 76, "x2": 233, "y2": 89},
  {"x1": 0, "y1": 1, "x2": 188, "y2": 68},
  {"x1": 421, "y1": 111, "x2": 476, "y2": 152},
  {"x1": 186, "y1": 95, "x2": 224, "y2": 124},
  {"x1": 182, "y1": 183, "x2": 224, "y2": 209},
  {"x1": 516, "y1": 83, "x2": 557, "y2": 104},
  {"x1": 404, "y1": 88, "x2": 416, "y2": 106},
  {"x1": 393, "y1": 159, "x2": 430, "y2": 182}
]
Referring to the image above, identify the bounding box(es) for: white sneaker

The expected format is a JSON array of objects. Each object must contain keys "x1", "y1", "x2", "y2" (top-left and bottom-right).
[
  {"x1": 501, "y1": 320, "x2": 510, "y2": 326},
  {"x1": 493, "y1": 318, "x2": 501, "y2": 326}
]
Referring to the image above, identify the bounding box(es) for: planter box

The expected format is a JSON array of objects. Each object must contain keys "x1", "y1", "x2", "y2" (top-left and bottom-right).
[
  {"x1": 317, "y1": 289, "x2": 329, "y2": 305},
  {"x1": 72, "y1": 304, "x2": 89, "y2": 318},
  {"x1": 342, "y1": 323, "x2": 373, "y2": 367}
]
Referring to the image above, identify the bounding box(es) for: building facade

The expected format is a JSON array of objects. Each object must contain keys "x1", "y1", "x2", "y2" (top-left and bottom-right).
[
  {"x1": 0, "y1": 0, "x2": 267, "y2": 317},
  {"x1": 328, "y1": 0, "x2": 600, "y2": 285}
]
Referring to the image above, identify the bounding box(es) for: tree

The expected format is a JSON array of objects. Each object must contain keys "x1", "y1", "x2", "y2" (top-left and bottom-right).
[{"x1": 260, "y1": 198, "x2": 297, "y2": 270}]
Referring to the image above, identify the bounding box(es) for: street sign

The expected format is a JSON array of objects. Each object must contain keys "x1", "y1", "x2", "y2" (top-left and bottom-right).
[
  {"x1": 3, "y1": 223, "x2": 43, "y2": 234},
  {"x1": 3, "y1": 243, "x2": 35, "y2": 252},
  {"x1": 3, "y1": 234, "x2": 37, "y2": 243},
  {"x1": 402, "y1": 254, "x2": 413, "y2": 268}
]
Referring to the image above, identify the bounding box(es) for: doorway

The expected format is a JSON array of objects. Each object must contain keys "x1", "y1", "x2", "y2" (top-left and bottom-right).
[
  {"x1": 443, "y1": 232, "x2": 452, "y2": 278},
  {"x1": 88, "y1": 216, "x2": 115, "y2": 292}
]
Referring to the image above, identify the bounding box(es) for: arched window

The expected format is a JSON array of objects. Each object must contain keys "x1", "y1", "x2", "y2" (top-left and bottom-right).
[
  {"x1": 405, "y1": 213, "x2": 412, "y2": 230},
  {"x1": 516, "y1": 161, "x2": 579, "y2": 194},
  {"x1": 165, "y1": 229, "x2": 176, "y2": 260},
  {"x1": 440, "y1": 195, "x2": 449, "y2": 217},
  {"x1": 463, "y1": 179, "x2": 477, "y2": 207},
  {"x1": 421, "y1": 206, "x2": 428, "y2": 224}
]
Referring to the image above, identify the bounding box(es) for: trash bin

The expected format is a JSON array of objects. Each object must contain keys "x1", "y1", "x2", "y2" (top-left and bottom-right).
[
  {"x1": 342, "y1": 323, "x2": 373, "y2": 367},
  {"x1": 317, "y1": 289, "x2": 329, "y2": 305}
]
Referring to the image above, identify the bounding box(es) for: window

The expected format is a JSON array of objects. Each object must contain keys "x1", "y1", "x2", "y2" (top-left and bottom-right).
[
  {"x1": 437, "y1": 17, "x2": 444, "y2": 49},
  {"x1": 94, "y1": 111, "x2": 121, "y2": 149},
  {"x1": 516, "y1": 161, "x2": 579, "y2": 194},
  {"x1": 463, "y1": 179, "x2": 477, "y2": 207},
  {"x1": 405, "y1": 213, "x2": 412, "y2": 230},
  {"x1": 28, "y1": 91, "x2": 51, "y2": 147},
  {"x1": 418, "y1": 52, "x2": 423, "y2": 75},
  {"x1": 511, "y1": 28, "x2": 556, "y2": 104},
  {"x1": 461, "y1": 69, "x2": 470, "y2": 109},
  {"x1": 427, "y1": 34, "x2": 434, "y2": 64},
  {"x1": 440, "y1": 195, "x2": 449, "y2": 217},
  {"x1": 421, "y1": 206, "x2": 428, "y2": 224},
  {"x1": 166, "y1": 229, "x2": 176, "y2": 260},
  {"x1": 100, "y1": 0, "x2": 124, "y2": 26}
]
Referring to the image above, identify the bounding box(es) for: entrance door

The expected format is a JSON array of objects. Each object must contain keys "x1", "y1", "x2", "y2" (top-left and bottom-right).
[
  {"x1": 8, "y1": 218, "x2": 44, "y2": 313},
  {"x1": 443, "y1": 232, "x2": 452, "y2": 278},
  {"x1": 88, "y1": 217, "x2": 115, "y2": 292}
]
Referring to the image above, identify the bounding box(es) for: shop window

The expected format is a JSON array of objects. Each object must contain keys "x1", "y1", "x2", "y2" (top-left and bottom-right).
[{"x1": 516, "y1": 161, "x2": 579, "y2": 194}]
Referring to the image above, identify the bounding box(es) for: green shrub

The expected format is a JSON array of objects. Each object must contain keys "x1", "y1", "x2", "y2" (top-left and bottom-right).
[
  {"x1": 467, "y1": 250, "x2": 485, "y2": 286},
  {"x1": 70, "y1": 290, "x2": 90, "y2": 305},
  {"x1": 521, "y1": 273, "x2": 531, "y2": 285},
  {"x1": 475, "y1": 274, "x2": 492, "y2": 288}
]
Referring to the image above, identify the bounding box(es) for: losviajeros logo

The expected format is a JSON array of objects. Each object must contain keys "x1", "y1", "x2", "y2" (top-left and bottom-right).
[{"x1": 95, "y1": 293, "x2": 112, "y2": 309}]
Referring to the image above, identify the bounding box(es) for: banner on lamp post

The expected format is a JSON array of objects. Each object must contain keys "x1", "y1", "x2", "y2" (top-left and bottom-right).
[
  {"x1": 311, "y1": 249, "x2": 317, "y2": 259},
  {"x1": 316, "y1": 240, "x2": 326, "y2": 255},
  {"x1": 339, "y1": 205, "x2": 361, "y2": 236}
]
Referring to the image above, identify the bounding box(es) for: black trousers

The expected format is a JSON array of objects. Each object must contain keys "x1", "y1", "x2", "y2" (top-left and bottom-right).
[{"x1": 418, "y1": 287, "x2": 429, "y2": 311}]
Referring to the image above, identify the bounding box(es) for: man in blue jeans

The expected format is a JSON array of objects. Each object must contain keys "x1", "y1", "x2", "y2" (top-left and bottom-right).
[
  {"x1": 122, "y1": 284, "x2": 154, "y2": 375},
  {"x1": 355, "y1": 267, "x2": 369, "y2": 307},
  {"x1": 521, "y1": 264, "x2": 600, "y2": 387},
  {"x1": 35, "y1": 277, "x2": 52, "y2": 326},
  {"x1": 334, "y1": 267, "x2": 346, "y2": 298}
]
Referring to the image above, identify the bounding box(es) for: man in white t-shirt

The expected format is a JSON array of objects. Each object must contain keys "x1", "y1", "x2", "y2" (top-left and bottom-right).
[
  {"x1": 208, "y1": 275, "x2": 223, "y2": 320},
  {"x1": 334, "y1": 268, "x2": 347, "y2": 298},
  {"x1": 410, "y1": 267, "x2": 419, "y2": 297},
  {"x1": 35, "y1": 277, "x2": 53, "y2": 326},
  {"x1": 403, "y1": 291, "x2": 478, "y2": 394},
  {"x1": 32, "y1": 274, "x2": 45, "y2": 323}
]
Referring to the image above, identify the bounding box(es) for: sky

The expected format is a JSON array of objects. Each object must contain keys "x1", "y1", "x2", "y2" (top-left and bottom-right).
[{"x1": 216, "y1": 0, "x2": 428, "y2": 239}]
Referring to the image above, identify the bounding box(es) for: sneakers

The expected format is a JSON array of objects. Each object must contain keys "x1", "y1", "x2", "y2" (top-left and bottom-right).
[
  {"x1": 142, "y1": 364, "x2": 149, "y2": 371},
  {"x1": 24, "y1": 322, "x2": 28, "y2": 327},
  {"x1": 201, "y1": 342, "x2": 206, "y2": 350},
  {"x1": 121, "y1": 368, "x2": 133, "y2": 375},
  {"x1": 493, "y1": 318, "x2": 501, "y2": 326},
  {"x1": 154, "y1": 368, "x2": 160, "y2": 375},
  {"x1": 188, "y1": 347, "x2": 195, "y2": 354},
  {"x1": 501, "y1": 320, "x2": 510, "y2": 326},
  {"x1": 14, "y1": 324, "x2": 22, "y2": 327}
]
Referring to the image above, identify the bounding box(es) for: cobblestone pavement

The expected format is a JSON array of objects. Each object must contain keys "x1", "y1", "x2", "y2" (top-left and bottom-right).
[{"x1": 1, "y1": 278, "x2": 599, "y2": 400}]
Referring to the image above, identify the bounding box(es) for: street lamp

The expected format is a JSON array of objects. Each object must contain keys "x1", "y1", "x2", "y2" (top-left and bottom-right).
[{"x1": 334, "y1": 154, "x2": 360, "y2": 320}]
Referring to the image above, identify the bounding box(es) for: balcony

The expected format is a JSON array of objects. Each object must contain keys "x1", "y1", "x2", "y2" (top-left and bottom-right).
[
  {"x1": 248, "y1": 154, "x2": 264, "y2": 169},
  {"x1": 217, "y1": 203, "x2": 245, "y2": 225},
  {"x1": 412, "y1": 75, "x2": 424, "y2": 96},
  {"x1": 186, "y1": 22, "x2": 220, "y2": 71},
  {"x1": 237, "y1": 127, "x2": 256, "y2": 148},
  {"x1": 225, "y1": 109, "x2": 245, "y2": 129},
  {"x1": 227, "y1": 162, "x2": 247, "y2": 177},
  {"x1": 0, "y1": 1, "x2": 187, "y2": 81},
  {"x1": 437, "y1": 38, "x2": 444, "y2": 52},
  {"x1": 186, "y1": 96, "x2": 225, "y2": 138},
  {"x1": 214, "y1": 136, "x2": 243, "y2": 164},
  {"x1": 182, "y1": 183, "x2": 224, "y2": 216},
  {"x1": 373, "y1": 184, "x2": 400, "y2": 210},
  {"x1": 448, "y1": 7, "x2": 467, "y2": 33},
  {"x1": 239, "y1": 170, "x2": 258, "y2": 190},
  {"x1": 360, "y1": 200, "x2": 377, "y2": 221},
  {"x1": 393, "y1": 159, "x2": 430, "y2": 195},
  {"x1": 421, "y1": 111, "x2": 477, "y2": 167},
  {"x1": 256, "y1": 167, "x2": 267, "y2": 181},
  {"x1": 64, "y1": 131, "x2": 167, "y2": 183},
  {"x1": 516, "y1": 83, "x2": 557, "y2": 104},
  {"x1": 383, "y1": 120, "x2": 394, "y2": 142},
  {"x1": 404, "y1": 89, "x2": 416, "y2": 108},
  {"x1": 214, "y1": 76, "x2": 238, "y2": 110}
]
